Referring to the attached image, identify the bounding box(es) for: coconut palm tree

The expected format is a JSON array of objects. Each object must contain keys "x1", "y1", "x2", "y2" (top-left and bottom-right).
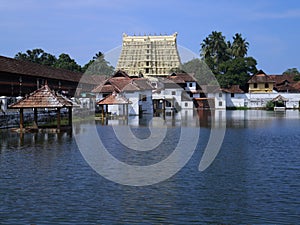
[
  {"x1": 231, "y1": 33, "x2": 249, "y2": 58},
  {"x1": 200, "y1": 37, "x2": 211, "y2": 59}
]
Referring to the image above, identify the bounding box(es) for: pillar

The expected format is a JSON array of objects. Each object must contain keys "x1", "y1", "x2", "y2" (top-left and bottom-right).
[
  {"x1": 68, "y1": 107, "x2": 72, "y2": 126},
  {"x1": 57, "y1": 108, "x2": 61, "y2": 130},
  {"x1": 33, "y1": 108, "x2": 38, "y2": 128},
  {"x1": 101, "y1": 105, "x2": 104, "y2": 119},
  {"x1": 20, "y1": 108, "x2": 24, "y2": 131}
]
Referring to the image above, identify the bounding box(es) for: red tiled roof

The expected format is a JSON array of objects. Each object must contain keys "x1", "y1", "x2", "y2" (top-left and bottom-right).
[
  {"x1": 92, "y1": 71, "x2": 154, "y2": 93},
  {"x1": 268, "y1": 74, "x2": 300, "y2": 93},
  {"x1": 96, "y1": 92, "x2": 131, "y2": 105},
  {"x1": 9, "y1": 84, "x2": 74, "y2": 108},
  {"x1": 167, "y1": 73, "x2": 196, "y2": 83},
  {"x1": 248, "y1": 70, "x2": 275, "y2": 84},
  {"x1": 222, "y1": 85, "x2": 244, "y2": 93}
]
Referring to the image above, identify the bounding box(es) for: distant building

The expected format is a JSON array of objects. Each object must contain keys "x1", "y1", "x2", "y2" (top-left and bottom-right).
[
  {"x1": 248, "y1": 70, "x2": 275, "y2": 93},
  {"x1": 0, "y1": 55, "x2": 92, "y2": 97},
  {"x1": 116, "y1": 33, "x2": 181, "y2": 76},
  {"x1": 92, "y1": 70, "x2": 153, "y2": 116}
]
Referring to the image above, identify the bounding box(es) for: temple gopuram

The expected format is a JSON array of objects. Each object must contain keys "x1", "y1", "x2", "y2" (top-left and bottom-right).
[{"x1": 116, "y1": 33, "x2": 181, "y2": 76}]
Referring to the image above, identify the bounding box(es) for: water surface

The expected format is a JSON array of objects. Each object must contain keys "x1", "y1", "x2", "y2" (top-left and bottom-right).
[{"x1": 0, "y1": 110, "x2": 299, "y2": 224}]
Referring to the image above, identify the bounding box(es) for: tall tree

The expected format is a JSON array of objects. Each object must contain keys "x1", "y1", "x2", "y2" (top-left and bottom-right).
[
  {"x1": 15, "y1": 48, "x2": 57, "y2": 66},
  {"x1": 200, "y1": 31, "x2": 230, "y2": 74},
  {"x1": 218, "y1": 57, "x2": 257, "y2": 89},
  {"x1": 200, "y1": 31, "x2": 257, "y2": 88},
  {"x1": 283, "y1": 68, "x2": 299, "y2": 75},
  {"x1": 82, "y1": 52, "x2": 114, "y2": 75},
  {"x1": 54, "y1": 53, "x2": 82, "y2": 72},
  {"x1": 231, "y1": 33, "x2": 249, "y2": 58}
]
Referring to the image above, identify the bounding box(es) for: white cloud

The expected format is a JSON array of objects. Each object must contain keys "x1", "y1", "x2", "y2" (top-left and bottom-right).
[{"x1": 253, "y1": 9, "x2": 300, "y2": 19}]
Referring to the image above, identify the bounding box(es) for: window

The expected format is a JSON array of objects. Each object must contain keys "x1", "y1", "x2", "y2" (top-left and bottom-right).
[
  {"x1": 231, "y1": 93, "x2": 235, "y2": 98},
  {"x1": 185, "y1": 102, "x2": 188, "y2": 107},
  {"x1": 145, "y1": 68, "x2": 149, "y2": 73},
  {"x1": 190, "y1": 93, "x2": 193, "y2": 98},
  {"x1": 254, "y1": 83, "x2": 258, "y2": 88},
  {"x1": 166, "y1": 101, "x2": 172, "y2": 107},
  {"x1": 219, "y1": 93, "x2": 222, "y2": 97},
  {"x1": 265, "y1": 83, "x2": 269, "y2": 88},
  {"x1": 172, "y1": 91, "x2": 176, "y2": 95},
  {"x1": 139, "y1": 94, "x2": 147, "y2": 101},
  {"x1": 219, "y1": 101, "x2": 223, "y2": 107},
  {"x1": 189, "y1": 83, "x2": 193, "y2": 87}
]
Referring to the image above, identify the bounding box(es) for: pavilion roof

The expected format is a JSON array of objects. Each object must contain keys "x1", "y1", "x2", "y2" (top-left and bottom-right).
[
  {"x1": 96, "y1": 92, "x2": 131, "y2": 105},
  {"x1": 272, "y1": 95, "x2": 289, "y2": 102},
  {"x1": 9, "y1": 84, "x2": 75, "y2": 108}
]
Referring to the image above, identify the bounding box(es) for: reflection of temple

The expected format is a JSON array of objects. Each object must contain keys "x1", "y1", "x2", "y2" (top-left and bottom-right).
[{"x1": 116, "y1": 33, "x2": 181, "y2": 76}]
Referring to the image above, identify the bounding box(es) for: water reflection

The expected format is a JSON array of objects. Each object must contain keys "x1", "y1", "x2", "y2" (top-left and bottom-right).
[
  {"x1": 0, "y1": 130, "x2": 72, "y2": 151},
  {"x1": 97, "y1": 109, "x2": 227, "y2": 128}
]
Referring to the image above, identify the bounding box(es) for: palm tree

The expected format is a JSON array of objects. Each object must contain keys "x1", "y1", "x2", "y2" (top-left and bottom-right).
[
  {"x1": 93, "y1": 51, "x2": 104, "y2": 60},
  {"x1": 200, "y1": 37, "x2": 211, "y2": 59},
  {"x1": 208, "y1": 31, "x2": 228, "y2": 64},
  {"x1": 231, "y1": 33, "x2": 249, "y2": 58}
]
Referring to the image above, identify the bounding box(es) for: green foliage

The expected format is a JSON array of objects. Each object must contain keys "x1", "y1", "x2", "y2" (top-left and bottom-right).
[
  {"x1": 54, "y1": 53, "x2": 82, "y2": 72},
  {"x1": 293, "y1": 74, "x2": 300, "y2": 81},
  {"x1": 15, "y1": 48, "x2": 57, "y2": 66},
  {"x1": 266, "y1": 101, "x2": 275, "y2": 110},
  {"x1": 14, "y1": 49, "x2": 115, "y2": 75},
  {"x1": 218, "y1": 57, "x2": 257, "y2": 88},
  {"x1": 226, "y1": 106, "x2": 249, "y2": 110},
  {"x1": 283, "y1": 68, "x2": 299, "y2": 75},
  {"x1": 15, "y1": 48, "x2": 82, "y2": 72},
  {"x1": 200, "y1": 31, "x2": 257, "y2": 88},
  {"x1": 231, "y1": 33, "x2": 249, "y2": 58},
  {"x1": 82, "y1": 52, "x2": 114, "y2": 75}
]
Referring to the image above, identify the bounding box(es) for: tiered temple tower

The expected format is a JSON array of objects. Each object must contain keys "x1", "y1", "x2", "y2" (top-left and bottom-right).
[{"x1": 116, "y1": 33, "x2": 181, "y2": 76}]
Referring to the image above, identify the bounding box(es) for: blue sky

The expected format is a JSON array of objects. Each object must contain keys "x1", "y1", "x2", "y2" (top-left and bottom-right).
[{"x1": 1, "y1": 0, "x2": 300, "y2": 74}]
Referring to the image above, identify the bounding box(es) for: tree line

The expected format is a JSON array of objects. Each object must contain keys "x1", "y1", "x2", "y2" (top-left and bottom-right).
[{"x1": 14, "y1": 49, "x2": 114, "y2": 75}]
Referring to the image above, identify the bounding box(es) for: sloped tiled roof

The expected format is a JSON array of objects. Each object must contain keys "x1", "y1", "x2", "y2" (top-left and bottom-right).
[
  {"x1": 0, "y1": 55, "x2": 83, "y2": 82},
  {"x1": 96, "y1": 92, "x2": 131, "y2": 105},
  {"x1": 269, "y1": 74, "x2": 295, "y2": 85},
  {"x1": 92, "y1": 71, "x2": 154, "y2": 93},
  {"x1": 167, "y1": 73, "x2": 196, "y2": 83},
  {"x1": 269, "y1": 74, "x2": 300, "y2": 93},
  {"x1": 272, "y1": 95, "x2": 288, "y2": 102},
  {"x1": 222, "y1": 85, "x2": 244, "y2": 93},
  {"x1": 9, "y1": 84, "x2": 74, "y2": 108},
  {"x1": 248, "y1": 70, "x2": 275, "y2": 84},
  {"x1": 132, "y1": 78, "x2": 154, "y2": 90}
]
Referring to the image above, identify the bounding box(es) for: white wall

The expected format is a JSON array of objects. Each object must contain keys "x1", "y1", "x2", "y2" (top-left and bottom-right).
[
  {"x1": 185, "y1": 82, "x2": 197, "y2": 91},
  {"x1": 207, "y1": 93, "x2": 226, "y2": 109},
  {"x1": 225, "y1": 93, "x2": 300, "y2": 108}
]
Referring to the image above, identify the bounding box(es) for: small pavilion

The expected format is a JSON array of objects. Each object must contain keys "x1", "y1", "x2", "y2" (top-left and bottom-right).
[
  {"x1": 272, "y1": 94, "x2": 288, "y2": 111},
  {"x1": 9, "y1": 84, "x2": 75, "y2": 132},
  {"x1": 97, "y1": 92, "x2": 131, "y2": 118}
]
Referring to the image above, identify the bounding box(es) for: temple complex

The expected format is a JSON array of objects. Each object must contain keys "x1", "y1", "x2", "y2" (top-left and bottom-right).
[{"x1": 116, "y1": 33, "x2": 181, "y2": 76}]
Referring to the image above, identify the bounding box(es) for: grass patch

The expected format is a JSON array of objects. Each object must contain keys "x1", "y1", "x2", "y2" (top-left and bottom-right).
[{"x1": 226, "y1": 106, "x2": 249, "y2": 110}]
